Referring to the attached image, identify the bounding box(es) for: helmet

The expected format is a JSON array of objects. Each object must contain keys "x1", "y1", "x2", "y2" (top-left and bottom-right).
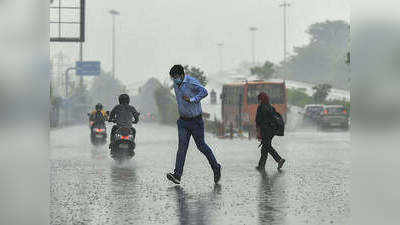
[
  {"x1": 118, "y1": 94, "x2": 130, "y2": 105},
  {"x1": 95, "y1": 103, "x2": 103, "y2": 111}
]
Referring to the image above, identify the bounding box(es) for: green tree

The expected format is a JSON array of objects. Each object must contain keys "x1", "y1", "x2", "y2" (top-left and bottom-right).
[
  {"x1": 183, "y1": 65, "x2": 207, "y2": 86},
  {"x1": 284, "y1": 20, "x2": 350, "y2": 89},
  {"x1": 134, "y1": 78, "x2": 163, "y2": 118},
  {"x1": 312, "y1": 83, "x2": 332, "y2": 103},
  {"x1": 68, "y1": 83, "x2": 91, "y2": 123},
  {"x1": 250, "y1": 61, "x2": 275, "y2": 80},
  {"x1": 89, "y1": 70, "x2": 127, "y2": 109},
  {"x1": 287, "y1": 88, "x2": 314, "y2": 107},
  {"x1": 50, "y1": 83, "x2": 63, "y2": 127},
  {"x1": 154, "y1": 82, "x2": 179, "y2": 124}
]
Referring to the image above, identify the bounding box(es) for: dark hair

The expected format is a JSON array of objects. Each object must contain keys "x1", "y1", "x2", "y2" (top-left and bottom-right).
[
  {"x1": 169, "y1": 65, "x2": 184, "y2": 77},
  {"x1": 258, "y1": 92, "x2": 270, "y2": 105}
]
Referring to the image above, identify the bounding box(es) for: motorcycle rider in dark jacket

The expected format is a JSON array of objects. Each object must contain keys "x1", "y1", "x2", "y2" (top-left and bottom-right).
[{"x1": 108, "y1": 94, "x2": 140, "y2": 149}]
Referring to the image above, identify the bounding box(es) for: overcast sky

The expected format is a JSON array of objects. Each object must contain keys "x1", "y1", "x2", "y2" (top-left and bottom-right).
[{"x1": 50, "y1": 0, "x2": 350, "y2": 86}]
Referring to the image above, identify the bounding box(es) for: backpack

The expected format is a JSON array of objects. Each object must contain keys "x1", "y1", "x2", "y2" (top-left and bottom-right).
[
  {"x1": 270, "y1": 108, "x2": 285, "y2": 136},
  {"x1": 93, "y1": 111, "x2": 105, "y2": 124}
]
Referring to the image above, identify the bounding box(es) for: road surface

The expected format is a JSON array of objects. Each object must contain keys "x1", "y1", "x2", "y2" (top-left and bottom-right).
[{"x1": 50, "y1": 122, "x2": 350, "y2": 225}]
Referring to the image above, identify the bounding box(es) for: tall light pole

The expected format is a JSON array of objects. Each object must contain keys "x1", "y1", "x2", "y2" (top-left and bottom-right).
[
  {"x1": 217, "y1": 43, "x2": 224, "y2": 73},
  {"x1": 109, "y1": 9, "x2": 120, "y2": 79},
  {"x1": 79, "y1": 42, "x2": 84, "y2": 89},
  {"x1": 249, "y1": 27, "x2": 258, "y2": 65},
  {"x1": 279, "y1": 0, "x2": 290, "y2": 80}
]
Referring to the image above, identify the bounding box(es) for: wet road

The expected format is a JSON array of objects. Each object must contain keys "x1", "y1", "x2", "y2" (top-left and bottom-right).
[{"x1": 50, "y1": 123, "x2": 350, "y2": 225}]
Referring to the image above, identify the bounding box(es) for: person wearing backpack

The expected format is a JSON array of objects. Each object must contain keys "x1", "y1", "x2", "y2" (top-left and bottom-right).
[
  {"x1": 255, "y1": 92, "x2": 286, "y2": 171},
  {"x1": 88, "y1": 103, "x2": 108, "y2": 143},
  {"x1": 89, "y1": 103, "x2": 108, "y2": 127},
  {"x1": 108, "y1": 94, "x2": 140, "y2": 149}
]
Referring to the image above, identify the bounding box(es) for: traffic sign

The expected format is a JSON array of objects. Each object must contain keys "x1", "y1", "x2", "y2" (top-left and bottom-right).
[{"x1": 76, "y1": 61, "x2": 101, "y2": 76}]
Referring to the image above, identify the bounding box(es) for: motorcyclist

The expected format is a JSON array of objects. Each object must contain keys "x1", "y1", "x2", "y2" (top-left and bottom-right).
[
  {"x1": 108, "y1": 94, "x2": 140, "y2": 149},
  {"x1": 89, "y1": 103, "x2": 108, "y2": 128}
]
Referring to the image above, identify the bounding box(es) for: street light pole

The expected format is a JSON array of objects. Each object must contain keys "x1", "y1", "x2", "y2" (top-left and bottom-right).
[
  {"x1": 249, "y1": 27, "x2": 258, "y2": 65},
  {"x1": 79, "y1": 0, "x2": 85, "y2": 90},
  {"x1": 79, "y1": 42, "x2": 83, "y2": 88},
  {"x1": 279, "y1": 0, "x2": 290, "y2": 80},
  {"x1": 64, "y1": 67, "x2": 76, "y2": 126},
  {"x1": 109, "y1": 9, "x2": 120, "y2": 79},
  {"x1": 217, "y1": 43, "x2": 224, "y2": 73}
]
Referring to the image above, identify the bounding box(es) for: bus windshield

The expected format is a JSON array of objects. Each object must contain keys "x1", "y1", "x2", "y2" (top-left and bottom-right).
[{"x1": 247, "y1": 83, "x2": 285, "y2": 104}]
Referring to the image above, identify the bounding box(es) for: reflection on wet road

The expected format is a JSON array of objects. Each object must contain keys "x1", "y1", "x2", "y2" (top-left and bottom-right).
[
  {"x1": 50, "y1": 124, "x2": 350, "y2": 225},
  {"x1": 170, "y1": 184, "x2": 222, "y2": 225},
  {"x1": 257, "y1": 171, "x2": 286, "y2": 225}
]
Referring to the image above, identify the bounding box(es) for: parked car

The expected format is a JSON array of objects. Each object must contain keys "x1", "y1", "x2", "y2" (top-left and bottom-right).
[
  {"x1": 302, "y1": 104, "x2": 324, "y2": 124},
  {"x1": 317, "y1": 105, "x2": 349, "y2": 130}
]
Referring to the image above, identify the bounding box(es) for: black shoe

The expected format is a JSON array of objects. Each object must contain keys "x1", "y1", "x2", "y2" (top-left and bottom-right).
[
  {"x1": 167, "y1": 173, "x2": 181, "y2": 185},
  {"x1": 213, "y1": 166, "x2": 221, "y2": 184},
  {"x1": 108, "y1": 143, "x2": 112, "y2": 149},
  {"x1": 277, "y1": 159, "x2": 286, "y2": 170}
]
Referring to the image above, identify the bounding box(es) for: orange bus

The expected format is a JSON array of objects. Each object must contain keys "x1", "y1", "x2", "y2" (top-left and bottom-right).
[{"x1": 221, "y1": 81, "x2": 287, "y2": 132}]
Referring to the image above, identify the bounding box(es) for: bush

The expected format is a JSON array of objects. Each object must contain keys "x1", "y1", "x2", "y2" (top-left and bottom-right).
[
  {"x1": 287, "y1": 88, "x2": 314, "y2": 107},
  {"x1": 184, "y1": 65, "x2": 208, "y2": 86},
  {"x1": 154, "y1": 84, "x2": 179, "y2": 124},
  {"x1": 312, "y1": 83, "x2": 332, "y2": 103},
  {"x1": 287, "y1": 88, "x2": 350, "y2": 114}
]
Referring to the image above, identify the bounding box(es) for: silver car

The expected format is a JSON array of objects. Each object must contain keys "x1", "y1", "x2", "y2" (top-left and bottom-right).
[{"x1": 317, "y1": 105, "x2": 349, "y2": 130}]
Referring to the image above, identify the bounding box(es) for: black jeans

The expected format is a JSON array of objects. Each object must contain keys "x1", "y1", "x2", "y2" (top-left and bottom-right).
[{"x1": 258, "y1": 135, "x2": 282, "y2": 168}]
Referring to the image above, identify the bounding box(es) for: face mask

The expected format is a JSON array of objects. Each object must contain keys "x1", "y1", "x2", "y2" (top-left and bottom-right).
[{"x1": 173, "y1": 77, "x2": 182, "y2": 86}]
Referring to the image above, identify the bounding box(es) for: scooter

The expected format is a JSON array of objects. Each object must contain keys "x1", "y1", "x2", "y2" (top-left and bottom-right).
[
  {"x1": 88, "y1": 111, "x2": 109, "y2": 146},
  {"x1": 90, "y1": 122, "x2": 107, "y2": 146},
  {"x1": 109, "y1": 119, "x2": 138, "y2": 163}
]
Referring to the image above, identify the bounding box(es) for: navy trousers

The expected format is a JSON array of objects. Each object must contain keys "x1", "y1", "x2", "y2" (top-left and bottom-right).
[{"x1": 174, "y1": 117, "x2": 220, "y2": 178}]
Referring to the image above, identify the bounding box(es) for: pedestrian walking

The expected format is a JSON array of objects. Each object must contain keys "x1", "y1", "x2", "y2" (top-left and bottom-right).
[
  {"x1": 166, "y1": 65, "x2": 221, "y2": 184},
  {"x1": 255, "y1": 92, "x2": 286, "y2": 171}
]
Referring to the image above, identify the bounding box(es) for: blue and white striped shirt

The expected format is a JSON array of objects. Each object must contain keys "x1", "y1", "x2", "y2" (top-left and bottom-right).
[{"x1": 173, "y1": 75, "x2": 208, "y2": 118}]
